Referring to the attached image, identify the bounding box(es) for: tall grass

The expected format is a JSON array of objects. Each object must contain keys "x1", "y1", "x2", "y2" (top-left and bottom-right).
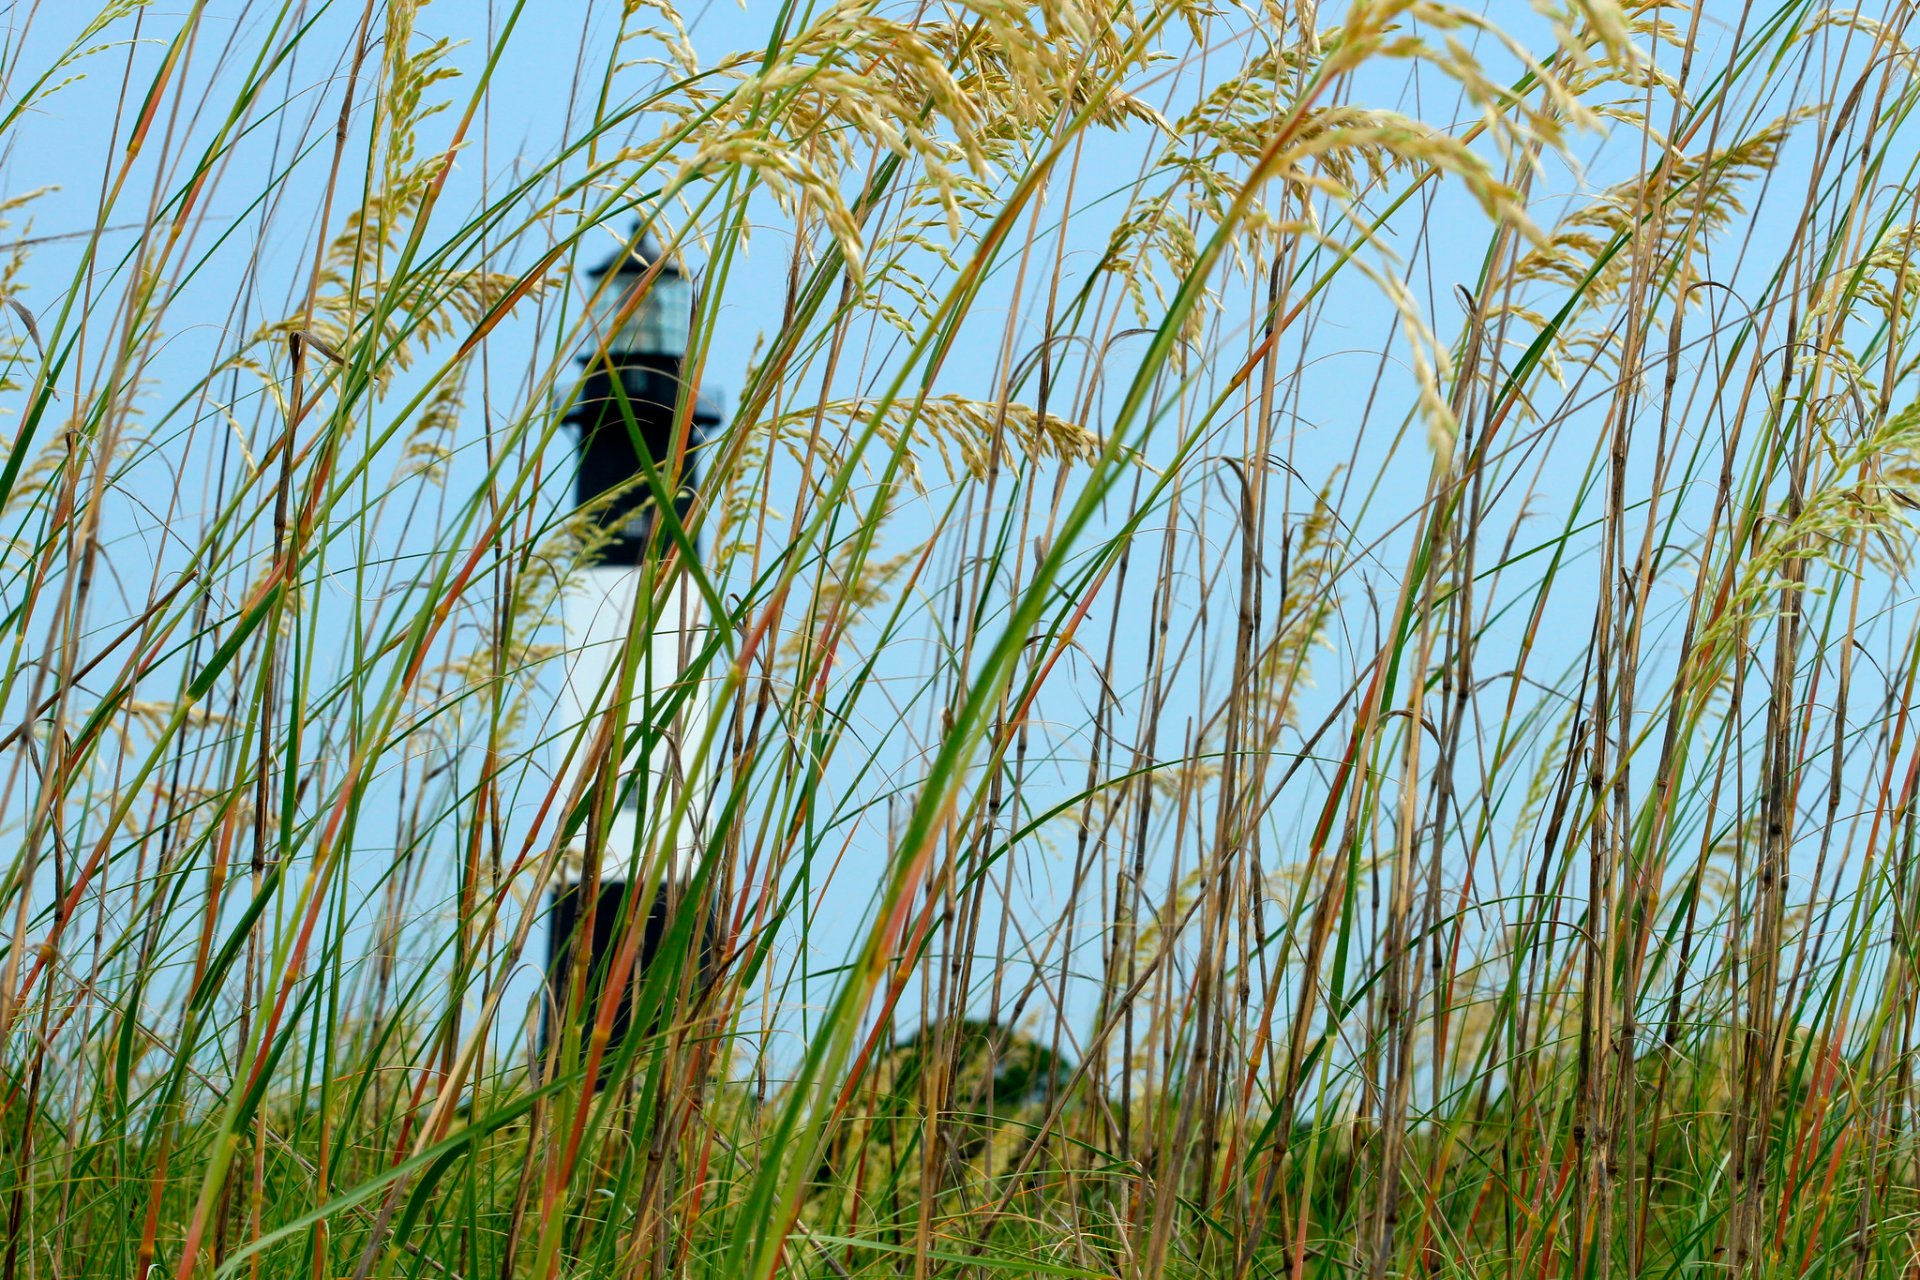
[{"x1": 5, "y1": 0, "x2": 1920, "y2": 1275}]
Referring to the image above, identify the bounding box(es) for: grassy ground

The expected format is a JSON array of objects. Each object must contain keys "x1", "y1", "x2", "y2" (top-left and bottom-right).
[{"x1": 5, "y1": 0, "x2": 1920, "y2": 1276}]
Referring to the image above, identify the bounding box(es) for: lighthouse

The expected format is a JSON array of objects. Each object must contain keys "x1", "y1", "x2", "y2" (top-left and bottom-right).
[{"x1": 546, "y1": 222, "x2": 719, "y2": 1060}]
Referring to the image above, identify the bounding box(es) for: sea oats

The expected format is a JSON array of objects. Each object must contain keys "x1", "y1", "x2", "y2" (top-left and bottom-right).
[{"x1": 17, "y1": 2, "x2": 1920, "y2": 1276}]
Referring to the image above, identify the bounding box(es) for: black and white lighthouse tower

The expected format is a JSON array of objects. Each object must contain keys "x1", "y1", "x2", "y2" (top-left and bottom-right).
[{"x1": 546, "y1": 222, "x2": 718, "y2": 1058}]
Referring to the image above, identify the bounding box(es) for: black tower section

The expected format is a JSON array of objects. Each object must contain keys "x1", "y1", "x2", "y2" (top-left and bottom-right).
[{"x1": 569, "y1": 354, "x2": 720, "y2": 564}]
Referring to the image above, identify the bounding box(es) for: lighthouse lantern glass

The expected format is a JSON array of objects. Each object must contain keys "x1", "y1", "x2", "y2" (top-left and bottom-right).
[{"x1": 594, "y1": 259, "x2": 694, "y2": 360}]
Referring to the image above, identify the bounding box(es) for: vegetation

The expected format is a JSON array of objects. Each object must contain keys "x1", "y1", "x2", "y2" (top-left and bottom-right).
[{"x1": 5, "y1": 0, "x2": 1920, "y2": 1275}]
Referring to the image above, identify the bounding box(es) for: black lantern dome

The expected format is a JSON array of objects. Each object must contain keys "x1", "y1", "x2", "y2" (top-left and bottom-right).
[{"x1": 566, "y1": 224, "x2": 721, "y2": 564}]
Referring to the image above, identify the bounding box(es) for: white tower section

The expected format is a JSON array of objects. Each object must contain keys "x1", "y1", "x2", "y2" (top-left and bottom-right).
[{"x1": 558, "y1": 561, "x2": 708, "y2": 884}]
